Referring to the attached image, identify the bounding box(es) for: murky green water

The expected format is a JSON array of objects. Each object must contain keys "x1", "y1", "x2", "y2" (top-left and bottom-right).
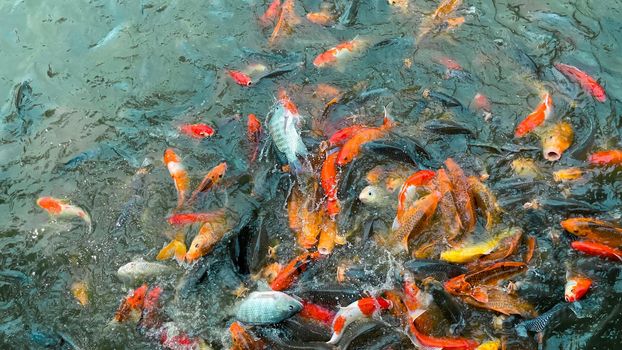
[{"x1": 2, "y1": 0, "x2": 622, "y2": 349}]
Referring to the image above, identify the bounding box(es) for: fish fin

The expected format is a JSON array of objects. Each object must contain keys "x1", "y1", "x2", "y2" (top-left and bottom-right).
[
  {"x1": 382, "y1": 104, "x2": 396, "y2": 129},
  {"x1": 334, "y1": 234, "x2": 347, "y2": 245},
  {"x1": 409, "y1": 308, "x2": 427, "y2": 320},
  {"x1": 157, "y1": 240, "x2": 186, "y2": 263},
  {"x1": 471, "y1": 287, "x2": 489, "y2": 303},
  {"x1": 327, "y1": 332, "x2": 341, "y2": 345},
  {"x1": 391, "y1": 216, "x2": 401, "y2": 231}
]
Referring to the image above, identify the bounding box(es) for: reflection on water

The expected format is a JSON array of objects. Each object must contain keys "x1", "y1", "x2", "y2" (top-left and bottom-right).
[{"x1": 1, "y1": 0, "x2": 622, "y2": 348}]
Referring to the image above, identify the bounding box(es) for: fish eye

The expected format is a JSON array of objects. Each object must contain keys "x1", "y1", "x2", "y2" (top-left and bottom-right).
[
  {"x1": 288, "y1": 305, "x2": 294, "y2": 310},
  {"x1": 195, "y1": 244, "x2": 199, "y2": 248},
  {"x1": 219, "y1": 174, "x2": 223, "y2": 178},
  {"x1": 368, "y1": 191, "x2": 373, "y2": 196},
  {"x1": 247, "y1": 82, "x2": 252, "y2": 86}
]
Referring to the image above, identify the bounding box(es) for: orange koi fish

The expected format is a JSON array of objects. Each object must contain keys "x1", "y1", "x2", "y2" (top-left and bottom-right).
[
  {"x1": 565, "y1": 273, "x2": 592, "y2": 303},
  {"x1": 571, "y1": 240, "x2": 622, "y2": 261},
  {"x1": 433, "y1": 0, "x2": 463, "y2": 19},
  {"x1": 391, "y1": 191, "x2": 441, "y2": 253},
  {"x1": 179, "y1": 123, "x2": 215, "y2": 139},
  {"x1": 588, "y1": 149, "x2": 622, "y2": 166},
  {"x1": 514, "y1": 93, "x2": 553, "y2": 138},
  {"x1": 561, "y1": 217, "x2": 622, "y2": 248},
  {"x1": 269, "y1": 0, "x2": 300, "y2": 45},
  {"x1": 156, "y1": 231, "x2": 187, "y2": 263},
  {"x1": 229, "y1": 321, "x2": 264, "y2": 350},
  {"x1": 445, "y1": 158, "x2": 477, "y2": 233},
  {"x1": 185, "y1": 216, "x2": 231, "y2": 262},
  {"x1": 328, "y1": 125, "x2": 366, "y2": 147},
  {"x1": 524, "y1": 235, "x2": 536, "y2": 263},
  {"x1": 306, "y1": 8, "x2": 335, "y2": 26},
  {"x1": 37, "y1": 196, "x2": 92, "y2": 232},
  {"x1": 299, "y1": 300, "x2": 336, "y2": 325},
  {"x1": 445, "y1": 261, "x2": 527, "y2": 303},
  {"x1": 437, "y1": 169, "x2": 463, "y2": 241},
  {"x1": 394, "y1": 169, "x2": 436, "y2": 229},
  {"x1": 540, "y1": 121, "x2": 574, "y2": 161},
  {"x1": 114, "y1": 284, "x2": 148, "y2": 323},
  {"x1": 409, "y1": 322, "x2": 478, "y2": 350},
  {"x1": 318, "y1": 213, "x2": 341, "y2": 255},
  {"x1": 228, "y1": 70, "x2": 253, "y2": 87},
  {"x1": 259, "y1": 0, "x2": 282, "y2": 27},
  {"x1": 163, "y1": 148, "x2": 190, "y2": 208},
  {"x1": 336, "y1": 114, "x2": 394, "y2": 166},
  {"x1": 328, "y1": 297, "x2": 393, "y2": 344},
  {"x1": 270, "y1": 251, "x2": 321, "y2": 291},
  {"x1": 71, "y1": 281, "x2": 89, "y2": 306},
  {"x1": 167, "y1": 209, "x2": 227, "y2": 226},
  {"x1": 188, "y1": 162, "x2": 227, "y2": 204},
  {"x1": 555, "y1": 63, "x2": 606, "y2": 102},
  {"x1": 297, "y1": 205, "x2": 323, "y2": 249},
  {"x1": 553, "y1": 167, "x2": 583, "y2": 182},
  {"x1": 468, "y1": 176, "x2": 502, "y2": 231},
  {"x1": 321, "y1": 149, "x2": 341, "y2": 217},
  {"x1": 313, "y1": 37, "x2": 366, "y2": 68},
  {"x1": 247, "y1": 113, "x2": 262, "y2": 163}
]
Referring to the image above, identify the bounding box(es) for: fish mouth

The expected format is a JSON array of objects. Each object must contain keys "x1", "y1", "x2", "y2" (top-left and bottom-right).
[{"x1": 544, "y1": 148, "x2": 562, "y2": 161}]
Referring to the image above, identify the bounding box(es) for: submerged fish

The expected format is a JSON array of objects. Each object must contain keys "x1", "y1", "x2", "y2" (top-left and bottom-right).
[
  {"x1": 236, "y1": 291, "x2": 303, "y2": 325},
  {"x1": 515, "y1": 93, "x2": 553, "y2": 138},
  {"x1": 555, "y1": 63, "x2": 606, "y2": 102},
  {"x1": 313, "y1": 37, "x2": 367, "y2": 69},
  {"x1": 117, "y1": 259, "x2": 175, "y2": 281},
  {"x1": 179, "y1": 123, "x2": 215, "y2": 139},
  {"x1": 268, "y1": 89, "x2": 308, "y2": 173},
  {"x1": 588, "y1": 149, "x2": 622, "y2": 166},
  {"x1": 539, "y1": 121, "x2": 574, "y2": 162},
  {"x1": 37, "y1": 197, "x2": 92, "y2": 233},
  {"x1": 163, "y1": 148, "x2": 190, "y2": 208},
  {"x1": 188, "y1": 162, "x2": 227, "y2": 204},
  {"x1": 561, "y1": 217, "x2": 622, "y2": 248}
]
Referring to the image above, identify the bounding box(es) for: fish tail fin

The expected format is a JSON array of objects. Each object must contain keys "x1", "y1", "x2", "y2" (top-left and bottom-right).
[
  {"x1": 391, "y1": 215, "x2": 401, "y2": 231},
  {"x1": 327, "y1": 332, "x2": 342, "y2": 345},
  {"x1": 382, "y1": 104, "x2": 396, "y2": 129},
  {"x1": 157, "y1": 239, "x2": 187, "y2": 263}
]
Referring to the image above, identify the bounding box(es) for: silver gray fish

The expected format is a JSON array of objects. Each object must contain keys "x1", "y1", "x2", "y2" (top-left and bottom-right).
[
  {"x1": 268, "y1": 98, "x2": 308, "y2": 173},
  {"x1": 236, "y1": 291, "x2": 303, "y2": 325},
  {"x1": 117, "y1": 259, "x2": 175, "y2": 281}
]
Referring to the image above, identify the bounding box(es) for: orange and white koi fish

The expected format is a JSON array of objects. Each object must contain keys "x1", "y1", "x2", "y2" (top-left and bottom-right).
[
  {"x1": 188, "y1": 162, "x2": 227, "y2": 204},
  {"x1": 565, "y1": 273, "x2": 592, "y2": 303},
  {"x1": 37, "y1": 196, "x2": 92, "y2": 232},
  {"x1": 313, "y1": 37, "x2": 366, "y2": 69},
  {"x1": 270, "y1": 251, "x2": 321, "y2": 291},
  {"x1": 514, "y1": 93, "x2": 553, "y2": 138},
  {"x1": 394, "y1": 170, "x2": 436, "y2": 229},
  {"x1": 228, "y1": 70, "x2": 253, "y2": 87},
  {"x1": 588, "y1": 149, "x2": 622, "y2": 166},
  {"x1": 179, "y1": 123, "x2": 215, "y2": 139},
  {"x1": 327, "y1": 297, "x2": 393, "y2": 344},
  {"x1": 555, "y1": 63, "x2": 606, "y2": 102},
  {"x1": 163, "y1": 148, "x2": 190, "y2": 208}
]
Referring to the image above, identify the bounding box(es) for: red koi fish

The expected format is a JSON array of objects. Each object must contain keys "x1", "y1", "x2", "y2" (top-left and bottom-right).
[
  {"x1": 299, "y1": 300, "x2": 336, "y2": 325},
  {"x1": 565, "y1": 274, "x2": 592, "y2": 302},
  {"x1": 514, "y1": 93, "x2": 553, "y2": 138},
  {"x1": 328, "y1": 297, "x2": 393, "y2": 344},
  {"x1": 259, "y1": 0, "x2": 282, "y2": 27},
  {"x1": 328, "y1": 125, "x2": 365, "y2": 147},
  {"x1": 247, "y1": 113, "x2": 262, "y2": 162},
  {"x1": 179, "y1": 123, "x2": 215, "y2": 139},
  {"x1": 313, "y1": 37, "x2": 366, "y2": 68},
  {"x1": 270, "y1": 251, "x2": 322, "y2": 291},
  {"x1": 408, "y1": 322, "x2": 478, "y2": 350},
  {"x1": 164, "y1": 149, "x2": 190, "y2": 208},
  {"x1": 228, "y1": 70, "x2": 253, "y2": 86},
  {"x1": 588, "y1": 150, "x2": 622, "y2": 166},
  {"x1": 394, "y1": 170, "x2": 437, "y2": 227},
  {"x1": 571, "y1": 240, "x2": 622, "y2": 261},
  {"x1": 321, "y1": 149, "x2": 341, "y2": 217},
  {"x1": 167, "y1": 210, "x2": 227, "y2": 226},
  {"x1": 114, "y1": 284, "x2": 148, "y2": 323},
  {"x1": 555, "y1": 63, "x2": 606, "y2": 102}
]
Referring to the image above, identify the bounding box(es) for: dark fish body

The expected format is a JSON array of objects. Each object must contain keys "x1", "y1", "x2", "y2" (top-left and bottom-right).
[
  {"x1": 429, "y1": 91, "x2": 463, "y2": 109},
  {"x1": 404, "y1": 259, "x2": 468, "y2": 280},
  {"x1": 540, "y1": 198, "x2": 603, "y2": 214},
  {"x1": 516, "y1": 303, "x2": 567, "y2": 336},
  {"x1": 424, "y1": 119, "x2": 474, "y2": 135},
  {"x1": 425, "y1": 279, "x2": 466, "y2": 335}
]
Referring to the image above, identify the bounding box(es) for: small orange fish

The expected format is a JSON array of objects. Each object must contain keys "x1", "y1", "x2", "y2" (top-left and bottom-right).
[
  {"x1": 433, "y1": 0, "x2": 463, "y2": 19},
  {"x1": 318, "y1": 214, "x2": 338, "y2": 255},
  {"x1": 445, "y1": 262, "x2": 527, "y2": 302},
  {"x1": 588, "y1": 149, "x2": 622, "y2": 166},
  {"x1": 540, "y1": 121, "x2": 574, "y2": 161},
  {"x1": 270, "y1": 251, "x2": 321, "y2": 291},
  {"x1": 336, "y1": 115, "x2": 394, "y2": 166},
  {"x1": 473, "y1": 93, "x2": 491, "y2": 112},
  {"x1": 561, "y1": 218, "x2": 622, "y2": 248},
  {"x1": 445, "y1": 158, "x2": 477, "y2": 233},
  {"x1": 515, "y1": 93, "x2": 553, "y2": 138},
  {"x1": 188, "y1": 162, "x2": 227, "y2": 204},
  {"x1": 269, "y1": 0, "x2": 300, "y2": 45},
  {"x1": 71, "y1": 281, "x2": 89, "y2": 306},
  {"x1": 321, "y1": 149, "x2": 341, "y2": 217},
  {"x1": 185, "y1": 216, "x2": 231, "y2": 262},
  {"x1": 328, "y1": 125, "x2": 366, "y2": 147},
  {"x1": 164, "y1": 149, "x2": 190, "y2": 208},
  {"x1": 179, "y1": 123, "x2": 215, "y2": 139},
  {"x1": 247, "y1": 113, "x2": 262, "y2": 163},
  {"x1": 306, "y1": 10, "x2": 334, "y2": 26},
  {"x1": 553, "y1": 168, "x2": 583, "y2": 182},
  {"x1": 434, "y1": 56, "x2": 463, "y2": 71},
  {"x1": 156, "y1": 231, "x2": 187, "y2": 263},
  {"x1": 524, "y1": 235, "x2": 536, "y2": 263},
  {"x1": 259, "y1": 0, "x2": 282, "y2": 27},
  {"x1": 571, "y1": 240, "x2": 622, "y2": 261},
  {"x1": 395, "y1": 170, "x2": 436, "y2": 228},
  {"x1": 565, "y1": 274, "x2": 592, "y2": 303},
  {"x1": 114, "y1": 284, "x2": 148, "y2": 323},
  {"x1": 313, "y1": 38, "x2": 365, "y2": 68},
  {"x1": 228, "y1": 70, "x2": 253, "y2": 86},
  {"x1": 229, "y1": 321, "x2": 264, "y2": 350},
  {"x1": 287, "y1": 187, "x2": 303, "y2": 233},
  {"x1": 391, "y1": 191, "x2": 441, "y2": 253}
]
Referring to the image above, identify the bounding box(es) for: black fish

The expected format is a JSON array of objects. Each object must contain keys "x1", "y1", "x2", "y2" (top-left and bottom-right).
[
  {"x1": 404, "y1": 259, "x2": 468, "y2": 280},
  {"x1": 363, "y1": 137, "x2": 433, "y2": 166},
  {"x1": 539, "y1": 198, "x2": 604, "y2": 214},
  {"x1": 428, "y1": 91, "x2": 463, "y2": 109},
  {"x1": 516, "y1": 302, "x2": 567, "y2": 336},
  {"x1": 424, "y1": 119, "x2": 474, "y2": 135},
  {"x1": 254, "y1": 61, "x2": 303, "y2": 83},
  {"x1": 424, "y1": 279, "x2": 467, "y2": 335}
]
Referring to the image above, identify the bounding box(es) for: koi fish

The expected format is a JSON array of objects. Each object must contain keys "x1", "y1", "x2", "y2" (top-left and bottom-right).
[
  {"x1": 555, "y1": 63, "x2": 606, "y2": 102},
  {"x1": 391, "y1": 191, "x2": 441, "y2": 253},
  {"x1": 179, "y1": 123, "x2": 215, "y2": 139},
  {"x1": 297, "y1": 204, "x2": 323, "y2": 249},
  {"x1": 37, "y1": 196, "x2": 92, "y2": 232},
  {"x1": 318, "y1": 215, "x2": 340, "y2": 255},
  {"x1": 259, "y1": 0, "x2": 281, "y2": 27},
  {"x1": 553, "y1": 168, "x2": 583, "y2": 182},
  {"x1": 327, "y1": 297, "x2": 393, "y2": 344},
  {"x1": 408, "y1": 322, "x2": 477, "y2": 350},
  {"x1": 475, "y1": 340, "x2": 500, "y2": 350},
  {"x1": 514, "y1": 93, "x2": 553, "y2": 138},
  {"x1": 229, "y1": 321, "x2": 264, "y2": 350},
  {"x1": 185, "y1": 216, "x2": 231, "y2": 262},
  {"x1": 268, "y1": 0, "x2": 300, "y2": 45},
  {"x1": 247, "y1": 113, "x2": 262, "y2": 162},
  {"x1": 188, "y1": 162, "x2": 227, "y2": 204},
  {"x1": 359, "y1": 185, "x2": 392, "y2": 207},
  {"x1": 395, "y1": 169, "x2": 436, "y2": 229},
  {"x1": 461, "y1": 285, "x2": 536, "y2": 317},
  {"x1": 156, "y1": 232, "x2": 187, "y2": 263},
  {"x1": 306, "y1": 9, "x2": 335, "y2": 26},
  {"x1": 167, "y1": 209, "x2": 227, "y2": 226},
  {"x1": 440, "y1": 228, "x2": 519, "y2": 263},
  {"x1": 445, "y1": 158, "x2": 477, "y2": 233},
  {"x1": 475, "y1": 228, "x2": 522, "y2": 264},
  {"x1": 588, "y1": 149, "x2": 622, "y2": 166},
  {"x1": 114, "y1": 284, "x2": 148, "y2": 323},
  {"x1": 561, "y1": 217, "x2": 622, "y2": 248},
  {"x1": 433, "y1": 0, "x2": 463, "y2": 19},
  {"x1": 299, "y1": 300, "x2": 336, "y2": 325},
  {"x1": 313, "y1": 37, "x2": 366, "y2": 68},
  {"x1": 473, "y1": 93, "x2": 491, "y2": 112},
  {"x1": 321, "y1": 149, "x2": 341, "y2": 217},
  {"x1": 71, "y1": 281, "x2": 89, "y2": 306},
  {"x1": 511, "y1": 157, "x2": 542, "y2": 178},
  {"x1": 570, "y1": 240, "x2": 622, "y2": 261},
  {"x1": 117, "y1": 259, "x2": 175, "y2": 281},
  {"x1": 468, "y1": 176, "x2": 502, "y2": 231},
  {"x1": 437, "y1": 169, "x2": 462, "y2": 241},
  {"x1": 539, "y1": 121, "x2": 574, "y2": 161},
  {"x1": 287, "y1": 187, "x2": 303, "y2": 233},
  {"x1": 268, "y1": 89, "x2": 308, "y2": 173},
  {"x1": 565, "y1": 274, "x2": 592, "y2": 302},
  {"x1": 236, "y1": 291, "x2": 303, "y2": 325},
  {"x1": 328, "y1": 125, "x2": 366, "y2": 146},
  {"x1": 337, "y1": 111, "x2": 395, "y2": 166},
  {"x1": 444, "y1": 261, "x2": 527, "y2": 302},
  {"x1": 270, "y1": 251, "x2": 321, "y2": 291},
  {"x1": 163, "y1": 149, "x2": 190, "y2": 208},
  {"x1": 228, "y1": 70, "x2": 253, "y2": 86}
]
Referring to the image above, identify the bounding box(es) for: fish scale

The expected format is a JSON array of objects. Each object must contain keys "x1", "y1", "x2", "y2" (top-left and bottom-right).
[
  {"x1": 269, "y1": 103, "x2": 307, "y2": 170},
  {"x1": 236, "y1": 291, "x2": 303, "y2": 325}
]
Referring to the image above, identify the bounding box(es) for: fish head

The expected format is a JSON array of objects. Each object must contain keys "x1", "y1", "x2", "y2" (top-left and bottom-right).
[
  {"x1": 37, "y1": 197, "x2": 63, "y2": 214},
  {"x1": 359, "y1": 185, "x2": 387, "y2": 206},
  {"x1": 186, "y1": 234, "x2": 210, "y2": 262},
  {"x1": 208, "y1": 162, "x2": 228, "y2": 183},
  {"x1": 565, "y1": 277, "x2": 592, "y2": 302},
  {"x1": 275, "y1": 296, "x2": 303, "y2": 316},
  {"x1": 560, "y1": 218, "x2": 583, "y2": 235},
  {"x1": 444, "y1": 276, "x2": 470, "y2": 295}
]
